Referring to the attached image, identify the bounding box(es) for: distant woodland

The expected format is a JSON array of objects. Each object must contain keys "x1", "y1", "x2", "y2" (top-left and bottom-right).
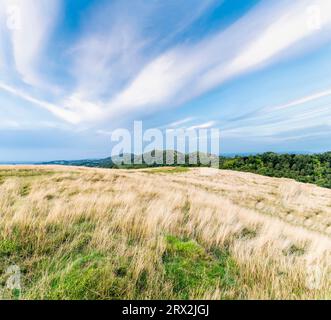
[{"x1": 45, "y1": 152, "x2": 331, "y2": 189}]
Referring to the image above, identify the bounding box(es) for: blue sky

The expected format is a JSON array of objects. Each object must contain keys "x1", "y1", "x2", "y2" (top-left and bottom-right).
[{"x1": 0, "y1": 0, "x2": 331, "y2": 161}]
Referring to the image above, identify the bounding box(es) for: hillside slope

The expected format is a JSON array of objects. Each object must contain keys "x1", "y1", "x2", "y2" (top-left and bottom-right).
[{"x1": 0, "y1": 166, "x2": 330, "y2": 299}]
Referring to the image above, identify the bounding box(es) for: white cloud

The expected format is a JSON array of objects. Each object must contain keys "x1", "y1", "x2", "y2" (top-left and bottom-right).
[
  {"x1": 2, "y1": 0, "x2": 60, "y2": 87},
  {"x1": 105, "y1": 0, "x2": 331, "y2": 121},
  {"x1": 167, "y1": 117, "x2": 195, "y2": 128},
  {"x1": 0, "y1": 119, "x2": 20, "y2": 129},
  {"x1": 187, "y1": 121, "x2": 217, "y2": 130},
  {"x1": 69, "y1": 23, "x2": 146, "y2": 101},
  {"x1": 108, "y1": 50, "x2": 194, "y2": 112},
  {"x1": 67, "y1": 1, "x2": 214, "y2": 108},
  {"x1": 96, "y1": 129, "x2": 113, "y2": 136},
  {"x1": 209, "y1": 0, "x2": 331, "y2": 86},
  {"x1": 228, "y1": 86, "x2": 331, "y2": 126},
  {"x1": 0, "y1": 82, "x2": 80, "y2": 124},
  {"x1": 60, "y1": 93, "x2": 104, "y2": 123},
  {"x1": 222, "y1": 96, "x2": 331, "y2": 138},
  {"x1": 1, "y1": 0, "x2": 331, "y2": 128},
  {"x1": 267, "y1": 88, "x2": 331, "y2": 112},
  {"x1": 60, "y1": 1, "x2": 216, "y2": 123}
]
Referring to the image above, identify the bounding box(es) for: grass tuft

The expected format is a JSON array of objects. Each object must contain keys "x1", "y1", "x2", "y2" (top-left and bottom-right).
[{"x1": 162, "y1": 236, "x2": 238, "y2": 299}]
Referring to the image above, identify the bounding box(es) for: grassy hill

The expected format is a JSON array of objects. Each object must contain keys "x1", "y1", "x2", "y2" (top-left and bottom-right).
[
  {"x1": 0, "y1": 166, "x2": 330, "y2": 299},
  {"x1": 43, "y1": 151, "x2": 331, "y2": 189}
]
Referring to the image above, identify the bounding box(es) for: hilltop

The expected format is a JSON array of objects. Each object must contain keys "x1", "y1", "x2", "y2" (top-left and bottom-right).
[
  {"x1": 43, "y1": 151, "x2": 331, "y2": 189},
  {"x1": 0, "y1": 166, "x2": 330, "y2": 299}
]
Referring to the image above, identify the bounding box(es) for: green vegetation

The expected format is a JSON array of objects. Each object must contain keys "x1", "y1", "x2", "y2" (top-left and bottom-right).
[
  {"x1": 45, "y1": 252, "x2": 110, "y2": 300},
  {"x1": 44, "y1": 151, "x2": 331, "y2": 189},
  {"x1": 0, "y1": 226, "x2": 239, "y2": 300},
  {"x1": 163, "y1": 236, "x2": 238, "y2": 299},
  {"x1": 0, "y1": 167, "x2": 329, "y2": 299},
  {"x1": 0, "y1": 169, "x2": 55, "y2": 178},
  {"x1": 219, "y1": 152, "x2": 331, "y2": 189},
  {"x1": 144, "y1": 167, "x2": 189, "y2": 174},
  {"x1": 0, "y1": 223, "x2": 126, "y2": 300},
  {"x1": 0, "y1": 220, "x2": 238, "y2": 300}
]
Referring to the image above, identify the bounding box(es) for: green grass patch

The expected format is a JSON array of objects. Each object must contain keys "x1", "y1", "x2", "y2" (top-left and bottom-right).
[
  {"x1": 283, "y1": 244, "x2": 306, "y2": 256},
  {"x1": 237, "y1": 227, "x2": 257, "y2": 240},
  {"x1": 162, "y1": 236, "x2": 238, "y2": 299},
  {"x1": 0, "y1": 169, "x2": 55, "y2": 178},
  {"x1": 46, "y1": 252, "x2": 110, "y2": 300},
  {"x1": 144, "y1": 167, "x2": 189, "y2": 174},
  {"x1": 0, "y1": 221, "x2": 138, "y2": 300},
  {"x1": 19, "y1": 184, "x2": 31, "y2": 197},
  {"x1": 0, "y1": 239, "x2": 21, "y2": 257}
]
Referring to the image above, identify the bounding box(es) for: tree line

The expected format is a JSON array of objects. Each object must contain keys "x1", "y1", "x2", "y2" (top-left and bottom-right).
[
  {"x1": 45, "y1": 151, "x2": 331, "y2": 189},
  {"x1": 218, "y1": 152, "x2": 331, "y2": 189}
]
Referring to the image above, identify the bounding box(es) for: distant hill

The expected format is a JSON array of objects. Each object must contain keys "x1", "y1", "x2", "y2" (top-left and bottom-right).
[
  {"x1": 43, "y1": 150, "x2": 220, "y2": 168},
  {"x1": 43, "y1": 151, "x2": 331, "y2": 189},
  {"x1": 42, "y1": 157, "x2": 114, "y2": 168}
]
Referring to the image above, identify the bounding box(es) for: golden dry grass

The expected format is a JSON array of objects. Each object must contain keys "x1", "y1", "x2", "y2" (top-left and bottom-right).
[{"x1": 0, "y1": 165, "x2": 330, "y2": 299}]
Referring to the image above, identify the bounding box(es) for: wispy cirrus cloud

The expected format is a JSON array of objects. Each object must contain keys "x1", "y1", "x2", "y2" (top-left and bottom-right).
[
  {"x1": 0, "y1": 0, "x2": 218, "y2": 125},
  {"x1": 0, "y1": 0, "x2": 60, "y2": 88},
  {"x1": 187, "y1": 121, "x2": 217, "y2": 131},
  {"x1": 0, "y1": 0, "x2": 331, "y2": 145},
  {"x1": 63, "y1": 0, "x2": 216, "y2": 121},
  {"x1": 222, "y1": 89, "x2": 331, "y2": 139},
  {"x1": 167, "y1": 117, "x2": 195, "y2": 128},
  {"x1": 267, "y1": 88, "x2": 331, "y2": 112},
  {"x1": 1, "y1": 0, "x2": 331, "y2": 160},
  {"x1": 0, "y1": 82, "x2": 79, "y2": 123},
  {"x1": 100, "y1": 0, "x2": 331, "y2": 123}
]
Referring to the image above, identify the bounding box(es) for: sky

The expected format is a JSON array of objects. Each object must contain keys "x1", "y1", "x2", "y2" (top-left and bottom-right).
[{"x1": 0, "y1": 0, "x2": 331, "y2": 161}]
